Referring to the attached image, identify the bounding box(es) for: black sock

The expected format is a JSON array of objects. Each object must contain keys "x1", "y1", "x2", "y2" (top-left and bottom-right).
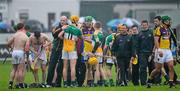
[
  {"x1": 64, "y1": 81, "x2": 67, "y2": 85},
  {"x1": 9, "y1": 81, "x2": 13, "y2": 85},
  {"x1": 51, "y1": 83, "x2": 55, "y2": 86},
  {"x1": 71, "y1": 81, "x2": 75, "y2": 86},
  {"x1": 90, "y1": 80, "x2": 94, "y2": 85},
  {"x1": 19, "y1": 83, "x2": 24, "y2": 88},
  {"x1": 109, "y1": 79, "x2": 113, "y2": 82},
  {"x1": 147, "y1": 78, "x2": 153, "y2": 83},
  {"x1": 87, "y1": 80, "x2": 91, "y2": 85},
  {"x1": 97, "y1": 80, "x2": 101, "y2": 85}
]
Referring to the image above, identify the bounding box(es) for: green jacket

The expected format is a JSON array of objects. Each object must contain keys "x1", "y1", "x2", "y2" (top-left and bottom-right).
[
  {"x1": 105, "y1": 33, "x2": 115, "y2": 47},
  {"x1": 52, "y1": 25, "x2": 63, "y2": 51},
  {"x1": 111, "y1": 33, "x2": 134, "y2": 58},
  {"x1": 138, "y1": 29, "x2": 154, "y2": 54},
  {"x1": 132, "y1": 34, "x2": 139, "y2": 55}
]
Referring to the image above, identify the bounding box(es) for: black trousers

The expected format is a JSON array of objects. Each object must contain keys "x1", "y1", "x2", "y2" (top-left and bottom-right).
[
  {"x1": 139, "y1": 53, "x2": 151, "y2": 85},
  {"x1": 117, "y1": 57, "x2": 130, "y2": 84},
  {"x1": 132, "y1": 63, "x2": 139, "y2": 85},
  {"x1": 76, "y1": 54, "x2": 86, "y2": 86},
  {"x1": 46, "y1": 48, "x2": 63, "y2": 86}
]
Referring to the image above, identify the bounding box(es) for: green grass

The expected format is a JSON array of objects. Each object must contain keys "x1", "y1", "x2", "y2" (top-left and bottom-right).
[{"x1": 0, "y1": 61, "x2": 180, "y2": 91}]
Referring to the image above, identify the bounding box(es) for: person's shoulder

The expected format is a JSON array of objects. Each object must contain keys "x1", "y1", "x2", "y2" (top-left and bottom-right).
[
  {"x1": 29, "y1": 34, "x2": 35, "y2": 39},
  {"x1": 114, "y1": 33, "x2": 121, "y2": 39},
  {"x1": 41, "y1": 33, "x2": 49, "y2": 38},
  {"x1": 139, "y1": 30, "x2": 143, "y2": 33},
  {"x1": 63, "y1": 25, "x2": 71, "y2": 31},
  {"x1": 148, "y1": 28, "x2": 154, "y2": 33},
  {"x1": 126, "y1": 34, "x2": 132, "y2": 38},
  {"x1": 40, "y1": 33, "x2": 46, "y2": 36},
  {"x1": 149, "y1": 28, "x2": 153, "y2": 31},
  {"x1": 106, "y1": 34, "x2": 114, "y2": 40},
  {"x1": 138, "y1": 30, "x2": 144, "y2": 35},
  {"x1": 73, "y1": 26, "x2": 81, "y2": 31},
  {"x1": 155, "y1": 26, "x2": 161, "y2": 30},
  {"x1": 16, "y1": 31, "x2": 25, "y2": 36},
  {"x1": 154, "y1": 25, "x2": 163, "y2": 36},
  {"x1": 10, "y1": 32, "x2": 18, "y2": 38},
  {"x1": 107, "y1": 34, "x2": 112, "y2": 38},
  {"x1": 156, "y1": 26, "x2": 163, "y2": 31},
  {"x1": 13, "y1": 32, "x2": 18, "y2": 35},
  {"x1": 16, "y1": 32, "x2": 29, "y2": 40},
  {"x1": 99, "y1": 30, "x2": 103, "y2": 34}
]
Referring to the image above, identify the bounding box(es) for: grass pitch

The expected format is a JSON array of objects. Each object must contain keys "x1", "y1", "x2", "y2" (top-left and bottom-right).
[{"x1": 0, "y1": 61, "x2": 180, "y2": 91}]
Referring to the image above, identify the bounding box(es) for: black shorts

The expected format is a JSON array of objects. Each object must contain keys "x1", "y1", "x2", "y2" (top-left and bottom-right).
[{"x1": 106, "y1": 63, "x2": 113, "y2": 69}]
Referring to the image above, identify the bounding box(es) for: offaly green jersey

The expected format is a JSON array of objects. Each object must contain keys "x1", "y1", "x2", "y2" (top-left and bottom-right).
[
  {"x1": 105, "y1": 33, "x2": 115, "y2": 47},
  {"x1": 64, "y1": 25, "x2": 82, "y2": 37},
  {"x1": 92, "y1": 30, "x2": 103, "y2": 53},
  {"x1": 63, "y1": 25, "x2": 82, "y2": 52},
  {"x1": 92, "y1": 30, "x2": 103, "y2": 43}
]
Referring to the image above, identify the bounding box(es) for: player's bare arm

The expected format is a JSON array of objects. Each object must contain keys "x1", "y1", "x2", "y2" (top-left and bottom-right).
[{"x1": 7, "y1": 35, "x2": 15, "y2": 48}]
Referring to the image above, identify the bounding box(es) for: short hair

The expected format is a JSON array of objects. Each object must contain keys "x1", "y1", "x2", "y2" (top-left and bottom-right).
[
  {"x1": 94, "y1": 21, "x2": 102, "y2": 29},
  {"x1": 34, "y1": 31, "x2": 41, "y2": 39},
  {"x1": 131, "y1": 25, "x2": 138, "y2": 29},
  {"x1": 141, "y1": 20, "x2": 148, "y2": 24},
  {"x1": 154, "y1": 16, "x2": 161, "y2": 21},
  {"x1": 16, "y1": 23, "x2": 24, "y2": 30},
  {"x1": 24, "y1": 25, "x2": 30, "y2": 30}
]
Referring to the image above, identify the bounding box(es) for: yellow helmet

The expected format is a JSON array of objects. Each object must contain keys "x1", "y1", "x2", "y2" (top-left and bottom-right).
[
  {"x1": 132, "y1": 55, "x2": 138, "y2": 65},
  {"x1": 117, "y1": 24, "x2": 127, "y2": 31},
  {"x1": 70, "y1": 15, "x2": 79, "y2": 23},
  {"x1": 88, "y1": 57, "x2": 98, "y2": 65}
]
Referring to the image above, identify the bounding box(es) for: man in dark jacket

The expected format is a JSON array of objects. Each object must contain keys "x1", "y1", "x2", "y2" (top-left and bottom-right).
[
  {"x1": 131, "y1": 25, "x2": 140, "y2": 86},
  {"x1": 111, "y1": 24, "x2": 134, "y2": 86},
  {"x1": 46, "y1": 16, "x2": 67, "y2": 87},
  {"x1": 138, "y1": 20, "x2": 154, "y2": 86}
]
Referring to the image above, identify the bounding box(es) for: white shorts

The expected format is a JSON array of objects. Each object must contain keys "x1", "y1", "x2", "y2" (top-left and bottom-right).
[
  {"x1": 29, "y1": 53, "x2": 33, "y2": 61},
  {"x1": 35, "y1": 59, "x2": 47, "y2": 68},
  {"x1": 155, "y1": 49, "x2": 174, "y2": 64},
  {"x1": 106, "y1": 58, "x2": 114, "y2": 64},
  {"x1": 82, "y1": 52, "x2": 89, "y2": 60},
  {"x1": 31, "y1": 49, "x2": 47, "y2": 65},
  {"x1": 12, "y1": 50, "x2": 24, "y2": 64},
  {"x1": 62, "y1": 50, "x2": 77, "y2": 60}
]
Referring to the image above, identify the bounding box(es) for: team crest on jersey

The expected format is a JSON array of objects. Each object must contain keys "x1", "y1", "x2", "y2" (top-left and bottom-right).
[
  {"x1": 148, "y1": 34, "x2": 152, "y2": 37},
  {"x1": 141, "y1": 36, "x2": 145, "y2": 39},
  {"x1": 119, "y1": 39, "x2": 123, "y2": 43}
]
